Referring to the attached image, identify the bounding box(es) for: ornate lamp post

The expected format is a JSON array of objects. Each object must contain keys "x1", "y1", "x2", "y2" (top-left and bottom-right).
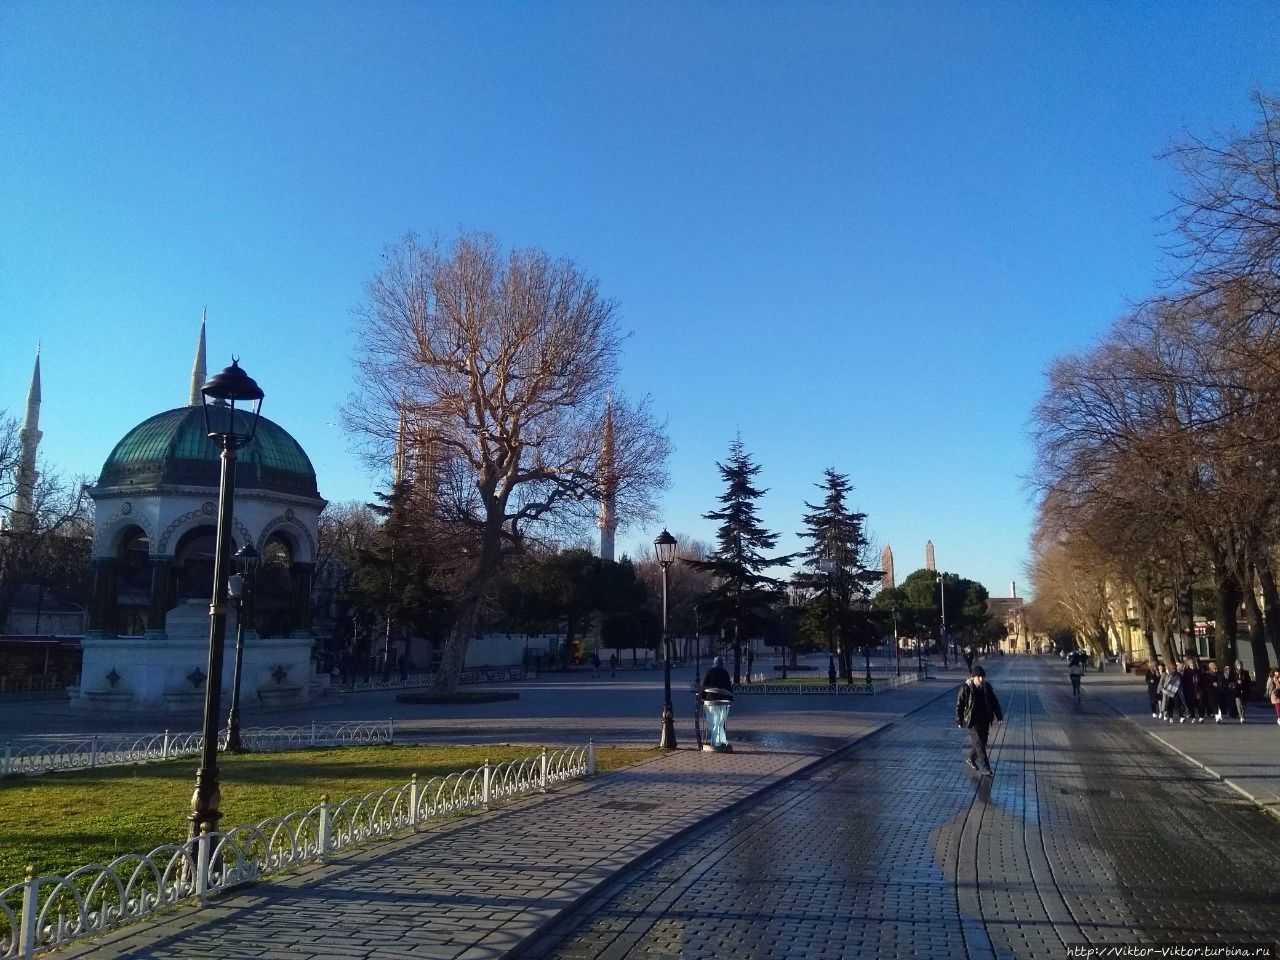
[
  {"x1": 225, "y1": 541, "x2": 260, "y2": 753},
  {"x1": 654, "y1": 528, "x2": 678, "y2": 750},
  {"x1": 190, "y1": 359, "x2": 263, "y2": 841}
]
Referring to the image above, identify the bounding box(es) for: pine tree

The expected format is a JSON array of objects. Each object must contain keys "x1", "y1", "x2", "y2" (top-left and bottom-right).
[
  {"x1": 795, "y1": 469, "x2": 882, "y2": 682},
  {"x1": 690, "y1": 437, "x2": 793, "y2": 684}
]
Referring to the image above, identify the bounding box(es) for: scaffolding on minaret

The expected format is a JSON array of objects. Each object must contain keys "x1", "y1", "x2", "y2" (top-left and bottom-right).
[
  {"x1": 597, "y1": 402, "x2": 617, "y2": 562},
  {"x1": 392, "y1": 397, "x2": 440, "y2": 507},
  {"x1": 11, "y1": 346, "x2": 42, "y2": 532}
]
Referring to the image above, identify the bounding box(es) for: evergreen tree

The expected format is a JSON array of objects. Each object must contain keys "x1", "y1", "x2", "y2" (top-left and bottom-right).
[
  {"x1": 689, "y1": 437, "x2": 793, "y2": 684},
  {"x1": 795, "y1": 469, "x2": 882, "y2": 681}
]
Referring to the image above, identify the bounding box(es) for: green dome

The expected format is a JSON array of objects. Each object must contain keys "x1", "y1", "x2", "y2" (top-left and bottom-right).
[{"x1": 97, "y1": 406, "x2": 320, "y2": 498}]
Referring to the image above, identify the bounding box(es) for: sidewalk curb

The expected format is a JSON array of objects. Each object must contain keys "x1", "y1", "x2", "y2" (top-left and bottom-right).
[
  {"x1": 1096, "y1": 699, "x2": 1280, "y2": 823},
  {"x1": 501, "y1": 680, "x2": 964, "y2": 959}
]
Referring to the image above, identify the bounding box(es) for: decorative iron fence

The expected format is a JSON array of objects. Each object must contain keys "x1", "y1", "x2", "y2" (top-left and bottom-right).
[
  {"x1": 331, "y1": 666, "x2": 528, "y2": 694},
  {"x1": 1, "y1": 720, "x2": 396, "y2": 779},
  {"x1": 0, "y1": 743, "x2": 594, "y2": 959},
  {"x1": 734, "y1": 669, "x2": 927, "y2": 696}
]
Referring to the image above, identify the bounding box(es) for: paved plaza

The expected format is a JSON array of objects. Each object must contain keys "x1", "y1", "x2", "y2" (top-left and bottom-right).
[{"x1": 14, "y1": 657, "x2": 1280, "y2": 959}]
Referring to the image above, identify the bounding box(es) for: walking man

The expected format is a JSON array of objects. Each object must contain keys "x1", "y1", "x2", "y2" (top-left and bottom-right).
[{"x1": 956, "y1": 664, "x2": 1003, "y2": 776}]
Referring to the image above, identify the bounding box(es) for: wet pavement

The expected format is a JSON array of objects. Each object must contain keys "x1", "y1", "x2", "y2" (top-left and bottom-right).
[
  {"x1": 33, "y1": 657, "x2": 1280, "y2": 959},
  {"x1": 523, "y1": 657, "x2": 1280, "y2": 959}
]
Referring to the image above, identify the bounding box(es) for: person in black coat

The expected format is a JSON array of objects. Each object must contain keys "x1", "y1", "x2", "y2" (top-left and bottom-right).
[
  {"x1": 956, "y1": 664, "x2": 1004, "y2": 776},
  {"x1": 703, "y1": 656, "x2": 733, "y2": 693},
  {"x1": 1144, "y1": 663, "x2": 1162, "y2": 717}
]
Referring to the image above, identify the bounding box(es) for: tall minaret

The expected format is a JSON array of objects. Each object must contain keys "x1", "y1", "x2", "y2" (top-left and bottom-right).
[
  {"x1": 597, "y1": 401, "x2": 617, "y2": 562},
  {"x1": 12, "y1": 347, "x2": 43, "y2": 532},
  {"x1": 925, "y1": 540, "x2": 936, "y2": 572},
  {"x1": 880, "y1": 544, "x2": 895, "y2": 591},
  {"x1": 188, "y1": 309, "x2": 207, "y2": 406}
]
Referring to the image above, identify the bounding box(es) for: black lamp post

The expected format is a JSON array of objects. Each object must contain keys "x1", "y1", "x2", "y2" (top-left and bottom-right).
[
  {"x1": 226, "y1": 541, "x2": 260, "y2": 753},
  {"x1": 938, "y1": 570, "x2": 949, "y2": 668},
  {"x1": 190, "y1": 359, "x2": 263, "y2": 841},
  {"x1": 655, "y1": 528, "x2": 677, "y2": 750}
]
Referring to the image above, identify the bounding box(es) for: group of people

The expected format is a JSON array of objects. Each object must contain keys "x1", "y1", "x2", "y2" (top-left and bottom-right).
[{"x1": 1144, "y1": 657, "x2": 1263, "y2": 723}]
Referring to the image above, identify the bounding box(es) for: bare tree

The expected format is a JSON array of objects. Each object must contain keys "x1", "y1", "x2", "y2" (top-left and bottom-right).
[
  {"x1": 1166, "y1": 90, "x2": 1280, "y2": 313},
  {"x1": 344, "y1": 232, "x2": 669, "y2": 691}
]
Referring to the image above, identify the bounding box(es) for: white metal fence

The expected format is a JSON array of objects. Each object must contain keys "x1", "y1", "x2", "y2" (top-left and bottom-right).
[
  {"x1": 1, "y1": 720, "x2": 396, "y2": 779},
  {"x1": 0, "y1": 742, "x2": 594, "y2": 959}
]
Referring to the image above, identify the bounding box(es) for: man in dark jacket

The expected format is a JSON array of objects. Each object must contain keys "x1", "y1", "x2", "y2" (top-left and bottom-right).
[{"x1": 956, "y1": 664, "x2": 1003, "y2": 776}]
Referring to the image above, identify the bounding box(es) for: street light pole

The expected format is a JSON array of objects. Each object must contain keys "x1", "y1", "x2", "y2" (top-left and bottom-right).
[
  {"x1": 226, "y1": 542, "x2": 259, "y2": 753},
  {"x1": 190, "y1": 359, "x2": 263, "y2": 841},
  {"x1": 655, "y1": 529, "x2": 678, "y2": 750},
  {"x1": 938, "y1": 570, "x2": 948, "y2": 669}
]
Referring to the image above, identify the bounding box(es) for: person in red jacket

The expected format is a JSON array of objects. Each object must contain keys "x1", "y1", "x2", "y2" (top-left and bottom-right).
[{"x1": 956, "y1": 665, "x2": 1004, "y2": 776}]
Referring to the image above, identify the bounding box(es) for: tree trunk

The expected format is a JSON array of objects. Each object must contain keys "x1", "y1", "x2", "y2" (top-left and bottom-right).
[
  {"x1": 1256, "y1": 556, "x2": 1280, "y2": 672},
  {"x1": 1213, "y1": 565, "x2": 1241, "y2": 667},
  {"x1": 1241, "y1": 567, "x2": 1268, "y2": 671}
]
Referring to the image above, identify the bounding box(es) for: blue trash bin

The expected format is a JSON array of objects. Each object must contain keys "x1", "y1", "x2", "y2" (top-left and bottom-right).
[{"x1": 700, "y1": 686, "x2": 734, "y2": 752}]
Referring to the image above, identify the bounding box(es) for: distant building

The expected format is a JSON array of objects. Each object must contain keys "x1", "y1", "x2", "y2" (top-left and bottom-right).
[{"x1": 987, "y1": 581, "x2": 1028, "y2": 653}]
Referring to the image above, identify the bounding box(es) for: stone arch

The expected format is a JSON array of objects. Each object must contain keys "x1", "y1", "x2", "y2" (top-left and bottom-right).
[
  {"x1": 95, "y1": 510, "x2": 155, "y2": 558},
  {"x1": 259, "y1": 513, "x2": 316, "y2": 563},
  {"x1": 156, "y1": 503, "x2": 253, "y2": 558}
]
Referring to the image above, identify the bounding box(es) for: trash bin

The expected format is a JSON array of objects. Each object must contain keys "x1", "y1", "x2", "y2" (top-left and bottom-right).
[{"x1": 700, "y1": 686, "x2": 734, "y2": 752}]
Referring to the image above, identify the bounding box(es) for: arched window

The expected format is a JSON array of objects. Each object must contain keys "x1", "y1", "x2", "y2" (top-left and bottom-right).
[
  {"x1": 115, "y1": 527, "x2": 150, "y2": 637},
  {"x1": 255, "y1": 535, "x2": 295, "y2": 637},
  {"x1": 174, "y1": 526, "x2": 218, "y2": 603}
]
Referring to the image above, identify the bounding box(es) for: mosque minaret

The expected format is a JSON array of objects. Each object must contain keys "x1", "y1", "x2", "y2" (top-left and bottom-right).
[
  {"x1": 12, "y1": 347, "x2": 42, "y2": 532},
  {"x1": 187, "y1": 309, "x2": 207, "y2": 406},
  {"x1": 597, "y1": 401, "x2": 617, "y2": 562}
]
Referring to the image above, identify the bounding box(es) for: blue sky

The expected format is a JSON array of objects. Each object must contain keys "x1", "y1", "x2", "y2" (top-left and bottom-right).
[{"x1": 3, "y1": 2, "x2": 1278, "y2": 598}]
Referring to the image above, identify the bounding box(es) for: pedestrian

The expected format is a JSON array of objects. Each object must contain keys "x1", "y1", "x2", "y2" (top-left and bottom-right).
[
  {"x1": 1266, "y1": 668, "x2": 1280, "y2": 726},
  {"x1": 609, "y1": 653, "x2": 617, "y2": 678},
  {"x1": 1160, "y1": 665, "x2": 1186, "y2": 723},
  {"x1": 963, "y1": 645, "x2": 974, "y2": 671},
  {"x1": 1183, "y1": 657, "x2": 1205, "y2": 723},
  {"x1": 397, "y1": 652, "x2": 408, "y2": 683},
  {"x1": 1144, "y1": 662, "x2": 1162, "y2": 717},
  {"x1": 1235, "y1": 660, "x2": 1252, "y2": 721},
  {"x1": 1069, "y1": 654, "x2": 1084, "y2": 701},
  {"x1": 1205, "y1": 661, "x2": 1223, "y2": 722},
  {"x1": 1222, "y1": 665, "x2": 1242, "y2": 723},
  {"x1": 956, "y1": 664, "x2": 1003, "y2": 776},
  {"x1": 828, "y1": 655, "x2": 837, "y2": 686},
  {"x1": 701, "y1": 656, "x2": 735, "y2": 750},
  {"x1": 591, "y1": 652, "x2": 601, "y2": 678}
]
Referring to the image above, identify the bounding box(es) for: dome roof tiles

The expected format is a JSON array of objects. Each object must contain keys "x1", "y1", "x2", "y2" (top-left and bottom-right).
[{"x1": 96, "y1": 406, "x2": 320, "y2": 499}]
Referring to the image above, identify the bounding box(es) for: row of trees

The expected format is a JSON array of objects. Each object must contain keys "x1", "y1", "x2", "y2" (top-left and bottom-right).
[
  {"x1": 318, "y1": 422, "x2": 999, "y2": 688},
  {"x1": 0, "y1": 413, "x2": 92, "y2": 634},
  {"x1": 1028, "y1": 91, "x2": 1280, "y2": 672}
]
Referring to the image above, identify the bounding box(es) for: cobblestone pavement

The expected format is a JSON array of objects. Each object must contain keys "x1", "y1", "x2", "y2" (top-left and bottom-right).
[
  {"x1": 522, "y1": 657, "x2": 1280, "y2": 959},
  {"x1": 58, "y1": 677, "x2": 962, "y2": 960}
]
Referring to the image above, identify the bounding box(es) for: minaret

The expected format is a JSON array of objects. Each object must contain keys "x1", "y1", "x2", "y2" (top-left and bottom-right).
[
  {"x1": 393, "y1": 399, "x2": 410, "y2": 486},
  {"x1": 925, "y1": 540, "x2": 936, "y2": 572},
  {"x1": 597, "y1": 402, "x2": 617, "y2": 562},
  {"x1": 188, "y1": 309, "x2": 207, "y2": 406},
  {"x1": 12, "y1": 347, "x2": 42, "y2": 532},
  {"x1": 880, "y1": 545, "x2": 895, "y2": 591}
]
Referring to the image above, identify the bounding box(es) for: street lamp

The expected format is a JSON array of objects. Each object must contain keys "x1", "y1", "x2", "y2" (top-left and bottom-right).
[
  {"x1": 937, "y1": 570, "x2": 948, "y2": 669},
  {"x1": 225, "y1": 541, "x2": 260, "y2": 753},
  {"x1": 190, "y1": 359, "x2": 263, "y2": 840},
  {"x1": 654, "y1": 528, "x2": 678, "y2": 750},
  {"x1": 818, "y1": 557, "x2": 837, "y2": 682}
]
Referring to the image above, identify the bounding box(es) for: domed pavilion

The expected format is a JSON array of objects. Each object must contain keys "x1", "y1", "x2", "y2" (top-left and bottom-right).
[{"x1": 74, "y1": 321, "x2": 327, "y2": 713}]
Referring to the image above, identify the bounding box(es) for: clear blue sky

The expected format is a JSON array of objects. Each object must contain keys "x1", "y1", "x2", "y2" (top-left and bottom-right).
[{"x1": 3, "y1": 2, "x2": 1278, "y2": 599}]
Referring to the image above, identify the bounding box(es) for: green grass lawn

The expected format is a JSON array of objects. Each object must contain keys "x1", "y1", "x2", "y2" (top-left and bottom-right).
[{"x1": 0, "y1": 743, "x2": 654, "y2": 890}]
